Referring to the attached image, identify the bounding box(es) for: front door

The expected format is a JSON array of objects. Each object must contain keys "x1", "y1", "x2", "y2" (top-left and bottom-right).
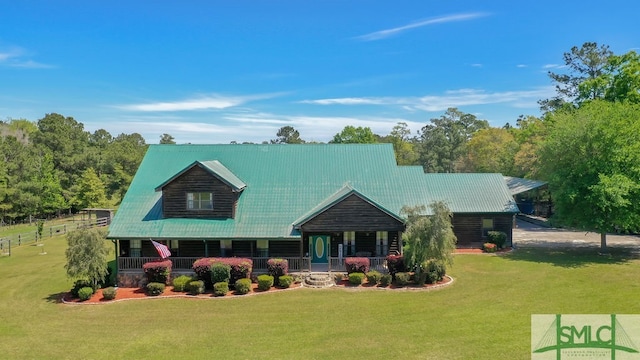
[{"x1": 310, "y1": 235, "x2": 329, "y2": 264}]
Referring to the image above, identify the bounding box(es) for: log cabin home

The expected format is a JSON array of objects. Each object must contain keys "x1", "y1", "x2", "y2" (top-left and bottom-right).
[{"x1": 107, "y1": 143, "x2": 519, "y2": 286}]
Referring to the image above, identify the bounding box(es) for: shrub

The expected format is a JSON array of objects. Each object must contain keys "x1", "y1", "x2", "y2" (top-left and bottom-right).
[
  {"x1": 365, "y1": 270, "x2": 382, "y2": 285},
  {"x1": 424, "y1": 259, "x2": 446, "y2": 281},
  {"x1": 414, "y1": 272, "x2": 428, "y2": 285},
  {"x1": 345, "y1": 257, "x2": 370, "y2": 274},
  {"x1": 78, "y1": 287, "x2": 94, "y2": 301},
  {"x1": 192, "y1": 258, "x2": 215, "y2": 289},
  {"x1": 146, "y1": 282, "x2": 166, "y2": 296},
  {"x1": 71, "y1": 279, "x2": 95, "y2": 298},
  {"x1": 235, "y1": 278, "x2": 252, "y2": 295},
  {"x1": 348, "y1": 272, "x2": 365, "y2": 285},
  {"x1": 213, "y1": 281, "x2": 229, "y2": 296},
  {"x1": 192, "y1": 257, "x2": 253, "y2": 289},
  {"x1": 257, "y1": 274, "x2": 274, "y2": 291},
  {"x1": 379, "y1": 274, "x2": 392, "y2": 287},
  {"x1": 334, "y1": 273, "x2": 344, "y2": 283},
  {"x1": 483, "y1": 242, "x2": 497, "y2": 253},
  {"x1": 394, "y1": 272, "x2": 410, "y2": 286},
  {"x1": 267, "y1": 258, "x2": 289, "y2": 283},
  {"x1": 101, "y1": 287, "x2": 117, "y2": 300},
  {"x1": 487, "y1": 231, "x2": 507, "y2": 249},
  {"x1": 187, "y1": 280, "x2": 205, "y2": 295},
  {"x1": 211, "y1": 262, "x2": 231, "y2": 285},
  {"x1": 386, "y1": 255, "x2": 405, "y2": 276},
  {"x1": 426, "y1": 271, "x2": 439, "y2": 285},
  {"x1": 278, "y1": 275, "x2": 294, "y2": 288},
  {"x1": 172, "y1": 275, "x2": 193, "y2": 292},
  {"x1": 142, "y1": 260, "x2": 172, "y2": 284}
]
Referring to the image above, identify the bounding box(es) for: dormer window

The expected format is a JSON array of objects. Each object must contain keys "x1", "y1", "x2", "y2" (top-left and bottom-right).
[{"x1": 187, "y1": 192, "x2": 213, "y2": 210}]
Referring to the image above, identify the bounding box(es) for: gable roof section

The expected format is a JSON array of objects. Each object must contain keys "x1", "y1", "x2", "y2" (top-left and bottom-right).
[
  {"x1": 154, "y1": 160, "x2": 246, "y2": 192},
  {"x1": 108, "y1": 144, "x2": 518, "y2": 240},
  {"x1": 503, "y1": 176, "x2": 547, "y2": 195},
  {"x1": 292, "y1": 184, "x2": 404, "y2": 229}
]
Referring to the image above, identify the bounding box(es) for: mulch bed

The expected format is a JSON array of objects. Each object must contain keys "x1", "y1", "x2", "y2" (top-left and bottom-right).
[{"x1": 62, "y1": 275, "x2": 454, "y2": 304}]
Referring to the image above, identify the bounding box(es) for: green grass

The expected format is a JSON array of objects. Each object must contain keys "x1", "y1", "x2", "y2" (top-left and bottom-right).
[{"x1": 1, "y1": 238, "x2": 639, "y2": 359}]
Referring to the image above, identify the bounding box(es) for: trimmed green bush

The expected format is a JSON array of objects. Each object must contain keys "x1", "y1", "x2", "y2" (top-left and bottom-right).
[
  {"x1": 187, "y1": 280, "x2": 205, "y2": 295},
  {"x1": 71, "y1": 279, "x2": 95, "y2": 298},
  {"x1": 424, "y1": 259, "x2": 446, "y2": 281},
  {"x1": 211, "y1": 262, "x2": 231, "y2": 285},
  {"x1": 487, "y1": 231, "x2": 507, "y2": 249},
  {"x1": 394, "y1": 272, "x2": 410, "y2": 287},
  {"x1": 235, "y1": 278, "x2": 252, "y2": 295},
  {"x1": 101, "y1": 287, "x2": 117, "y2": 300},
  {"x1": 483, "y1": 242, "x2": 497, "y2": 253},
  {"x1": 379, "y1": 274, "x2": 392, "y2": 287},
  {"x1": 213, "y1": 281, "x2": 229, "y2": 296},
  {"x1": 365, "y1": 270, "x2": 382, "y2": 285},
  {"x1": 278, "y1": 275, "x2": 294, "y2": 288},
  {"x1": 172, "y1": 275, "x2": 193, "y2": 292},
  {"x1": 146, "y1": 282, "x2": 166, "y2": 296},
  {"x1": 257, "y1": 274, "x2": 274, "y2": 291},
  {"x1": 78, "y1": 287, "x2": 94, "y2": 301},
  {"x1": 348, "y1": 272, "x2": 365, "y2": 285}
]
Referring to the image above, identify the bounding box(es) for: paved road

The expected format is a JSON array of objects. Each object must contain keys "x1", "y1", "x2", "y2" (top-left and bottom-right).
[{"x1": 513, "y1": 219, "x2": 640, "y2": 248}]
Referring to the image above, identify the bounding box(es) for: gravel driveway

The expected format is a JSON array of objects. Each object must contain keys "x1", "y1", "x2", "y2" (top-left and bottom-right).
[{"x1": 513, "y1": 219, "x2": 640, "y2": 249}]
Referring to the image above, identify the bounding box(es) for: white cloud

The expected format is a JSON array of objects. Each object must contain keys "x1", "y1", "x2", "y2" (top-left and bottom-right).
[
  {"x1": 542, "y1": 64, "x2": 562, "y2": 69},
  {"x1": 354, "y1": 13, "x2": 489, "y2": 41},
  {"x1": 300, "y1": 87, "x2": 555, "y2": 112},
  {"x1": 116, "y1": 93, "x2": 284, "y2": 112},
  {"x1": 516, "y1": 64, "x2": 528, "y2": 68},
  {"x1": 471, "y1": 63, "x2": 483, "y2": 68},
  {"x1": 0, "y1": 47, "x2": 54, "y2": 68}
]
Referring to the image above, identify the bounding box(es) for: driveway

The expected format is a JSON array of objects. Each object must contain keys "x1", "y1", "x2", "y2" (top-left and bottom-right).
[{"x1": 513, "y1": 219, "x2": 640, "y2": 249}]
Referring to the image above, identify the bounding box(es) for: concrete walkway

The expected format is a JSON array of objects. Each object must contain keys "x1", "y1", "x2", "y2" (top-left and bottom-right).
[{"x1": 513, "y1": 219, "x2": 640, "y2": 249}]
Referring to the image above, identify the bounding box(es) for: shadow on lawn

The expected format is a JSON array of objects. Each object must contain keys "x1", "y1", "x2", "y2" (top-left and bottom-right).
[
  {"x1": 44, "y1": 292, "x2": 66, "y2": 304},
  {"x1": 502, "y1": 246, "x2": 640, "y2": 268}
]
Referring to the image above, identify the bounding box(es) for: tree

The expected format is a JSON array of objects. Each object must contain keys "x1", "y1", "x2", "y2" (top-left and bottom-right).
[
  {"x1": 457, "y1": 127, "x2": 518, "y2": 174},
  {"x1": 159, "y1": 133, "x2": 176, "y2": 144},
  {"x1": 418, "y1": 108, "x2": 489, "y2": 173},
  {"x1": 65, "y1": 227, "x2": 110, "y2": 288},
  {"x1": 36, "y1": 152, "x2": 67, "y2": 215},
  {"x1": 271, "y1": 126, "x2": 304, "y2": 144},
  {"x1": 330, "y1": 126, "x2": 377, "y2": 144},
  {"x1": 402, "y1": 202, "x2": 457, "y2": 277},
  {"x1": 540, "y1": 42, "x2": 613, "y2": 112},
  {"x1": 584, "y1": 50, "x2": 640, "y2": 104},
  {"x1": 539, "y1": 100, "x2": 640, "y2": 252},
  {"x1": 73, "y1": 168, "x2": 108, "y2": 209},
  {"x1": 383, "y1": 122, "x2": 419, "y2": 165}
]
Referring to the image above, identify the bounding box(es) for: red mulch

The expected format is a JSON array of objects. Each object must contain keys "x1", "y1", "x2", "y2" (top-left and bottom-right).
[
  {"x1": 62, "y1": 274, "x2": 454, "y2": 304},
  {"x1": 455, "y1": 247, "x2": 512, "y2": 254}
]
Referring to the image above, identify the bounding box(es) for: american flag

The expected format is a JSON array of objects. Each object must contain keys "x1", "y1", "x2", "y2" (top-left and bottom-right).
[{"x1": 150, "y1": 239, "x2": 171, "y2": 259}]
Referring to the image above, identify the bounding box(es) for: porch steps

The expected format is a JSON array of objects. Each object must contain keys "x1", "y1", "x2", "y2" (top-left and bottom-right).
[{"x1": 303, "y1": 272, "x2": 334, "y2": 288}]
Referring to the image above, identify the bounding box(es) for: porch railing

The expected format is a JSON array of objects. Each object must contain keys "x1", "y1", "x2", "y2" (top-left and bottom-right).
[
  {"x1": 329, "y1": 257, "x2": 387, "y2": 272},
  {"x1": 118, "y1": 256, "x2": 387, "y2": 272},
  {"x1": 118, "y1": 256, "x2": 311, "y2": 272}
]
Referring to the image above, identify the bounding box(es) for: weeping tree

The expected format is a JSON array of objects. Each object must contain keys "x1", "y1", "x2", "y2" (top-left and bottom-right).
[
  {"x1": 65, "y1": 227, "x2": 110, "y2": 288},
  {"x1": 402, "y1": 201, "x2": 457, "y2": 277}
]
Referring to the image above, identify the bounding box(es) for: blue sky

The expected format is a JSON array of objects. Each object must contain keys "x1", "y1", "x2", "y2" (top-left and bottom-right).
[{"x1": 1, "y1": 1, "x2": 639, "y2": 144}]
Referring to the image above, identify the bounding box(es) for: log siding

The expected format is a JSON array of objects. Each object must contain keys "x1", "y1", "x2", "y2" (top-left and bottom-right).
[{"x1": 161, "y1": 166, "x2": 238, "y2": 219}]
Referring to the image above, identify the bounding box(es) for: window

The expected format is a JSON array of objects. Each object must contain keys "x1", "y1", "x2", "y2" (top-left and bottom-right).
[
  {"x1": 187, "y1": 192, "x2": 213, "y2": 210},
  {"x1": 130, "y1": 239, "x2": 141, "y2": 257},
  {"x1": 482, "y1": 218, "x2": 494, "y2": 237},
  {"x1": 169, "y1": 240, "x2": 179, "y2": 256},
  {"x1": 343, "y1": 231, "x2": 355, "y2": 256},
  {"x1": 220, "y1": 240, "x2": 232, "y2": 257},
  {"x1": 376, "y1": 231, "x2": 388, "y2": 256},
  {"x1": 256, "y1": 240, "x2": 269, "y2": 257}
]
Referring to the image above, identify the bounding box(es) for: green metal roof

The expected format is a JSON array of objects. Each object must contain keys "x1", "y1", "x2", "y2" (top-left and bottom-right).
[
  {"x1": 503, "y1": 176, "x2": 547, "y2": 195},
  {"x1": 108, "y1": 144, "x2": 518, "y2": 240}
]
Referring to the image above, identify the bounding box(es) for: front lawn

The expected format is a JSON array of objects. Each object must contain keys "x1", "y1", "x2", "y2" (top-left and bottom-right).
[{"x1": 0, "y1": 237, "x2": 638, "y2": 359}]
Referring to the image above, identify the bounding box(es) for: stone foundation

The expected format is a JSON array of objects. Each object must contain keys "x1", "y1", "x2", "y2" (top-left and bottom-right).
[{"x1": 117, "y1": 270, "x2": 196, "y2": 287}]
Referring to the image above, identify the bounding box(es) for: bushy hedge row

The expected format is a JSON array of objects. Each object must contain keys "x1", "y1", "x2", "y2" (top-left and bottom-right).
[
  {"x1": 143, "y1": 260, "x2": 172, "y2": 284},
  {"x1": 172, "y1": 275, "x2": 193, "y2": 292},
  {"x1": 344, "y1": 257, "x2": 370, "y2": 274},
  {"x1": 192, "y1": 257, "x2": 253, "y2": 289}
]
